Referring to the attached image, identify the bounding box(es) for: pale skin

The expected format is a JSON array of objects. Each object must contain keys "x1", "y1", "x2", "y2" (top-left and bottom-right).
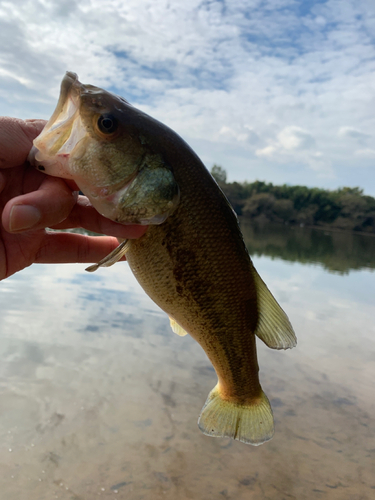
[{"x1": 0, "y1": 117, "x2": 147, "y2": 281}]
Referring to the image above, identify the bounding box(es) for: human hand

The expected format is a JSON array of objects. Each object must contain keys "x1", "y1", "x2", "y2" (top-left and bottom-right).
[{"x1": 0, "y1": 117, "x2": 147, "y2": 281}]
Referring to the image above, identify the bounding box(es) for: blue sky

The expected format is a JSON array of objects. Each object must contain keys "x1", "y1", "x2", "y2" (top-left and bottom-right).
[{"x1": 1, "y1": 0, "x2": 374, "y2": 193}]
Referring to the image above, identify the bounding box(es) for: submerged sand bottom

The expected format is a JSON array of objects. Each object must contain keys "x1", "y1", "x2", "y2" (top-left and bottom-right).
[{"x1": 0, "y1": 262, "x2": 374, "y2": 500}]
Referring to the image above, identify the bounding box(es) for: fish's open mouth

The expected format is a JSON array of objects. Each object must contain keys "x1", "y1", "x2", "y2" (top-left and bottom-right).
[{"x1": 28, "y1": 72, "x2": 87, "y2": 177}]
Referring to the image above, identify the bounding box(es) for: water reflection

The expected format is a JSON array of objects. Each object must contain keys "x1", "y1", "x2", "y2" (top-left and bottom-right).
[
  {"x1": 0, "y1": 224, "x2": 374, "y2": 499},
  {"x1": 241, "y1": 219, "x2": 375, "y2": 274}
]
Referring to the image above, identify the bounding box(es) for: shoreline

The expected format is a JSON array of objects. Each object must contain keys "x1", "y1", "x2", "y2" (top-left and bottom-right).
[{"x1": 239, "y1": 216, "x2": 375, "y2": 238}]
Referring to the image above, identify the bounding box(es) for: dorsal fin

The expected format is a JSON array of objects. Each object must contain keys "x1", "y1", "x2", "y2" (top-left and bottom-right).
[
  {"x1": 252, "y1": 268, "x2": 297, "y2": 350},
  {"x1": 169, "y1": 317, "x2": 189, "y2": 337}
]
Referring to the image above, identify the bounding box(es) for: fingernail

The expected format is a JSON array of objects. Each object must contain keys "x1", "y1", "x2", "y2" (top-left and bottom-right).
[{"x1": 9, "y1": 205, "x2": 41, "y2": 231}]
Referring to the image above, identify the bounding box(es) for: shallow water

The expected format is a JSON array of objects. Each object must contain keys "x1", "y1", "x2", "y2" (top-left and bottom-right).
[{"x1": 0, "y1": 223, "x2": 374, "y2": 500}]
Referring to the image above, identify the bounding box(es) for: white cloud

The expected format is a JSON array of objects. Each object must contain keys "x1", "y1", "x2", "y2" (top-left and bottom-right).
[
  {"x1": 307, "y1": 153, "x2": 334, "y2": 179},
  {"x1": 256, "y1": 126, "x2": 318, "y2": 172},
  {"x1": 355, "y1": 149, "x2": 375, "y2": 159},
  {"x1": 255, "y1": 145, "x2": 277, "y2": 158},
  {"x1": 218, "y1": 125, "x2": 259, "y2": 144},
  {"x1": 277, "y1": 126, "x2": 316, "y2": 151},
  {"x1": 0, "y1": 0, "x2": 374, "y2": 192},
  {"x1": 254, "y1": 122, "x2": 338, "y2": 178}
]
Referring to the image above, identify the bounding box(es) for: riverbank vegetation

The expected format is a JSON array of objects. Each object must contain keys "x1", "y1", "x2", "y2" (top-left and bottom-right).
[{"x1": 211, "y1": 165, "x2": 375, "y2": 234}]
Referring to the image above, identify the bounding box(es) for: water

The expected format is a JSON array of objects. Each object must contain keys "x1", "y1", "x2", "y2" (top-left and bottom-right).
[{"x1": 0, "y1": 222, "x2": 374, "y2": 500}]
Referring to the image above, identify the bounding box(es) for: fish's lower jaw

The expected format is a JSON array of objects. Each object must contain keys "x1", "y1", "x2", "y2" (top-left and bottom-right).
[{"x1": 197, "y1": 384, "x2": 274, "y2": 446}]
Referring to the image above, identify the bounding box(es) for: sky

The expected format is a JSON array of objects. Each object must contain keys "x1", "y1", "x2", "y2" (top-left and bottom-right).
[{"x1": 1, "y1": 0, "x2": 374, "y2": 194}]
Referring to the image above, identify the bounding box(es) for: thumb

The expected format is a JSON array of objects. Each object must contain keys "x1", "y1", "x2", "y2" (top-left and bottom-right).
[{"x1": 0, "y1": 117, "x2": 46, "y2": 169}]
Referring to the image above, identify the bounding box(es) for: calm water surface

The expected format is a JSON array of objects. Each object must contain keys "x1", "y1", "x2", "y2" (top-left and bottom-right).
[{"x1": 0, "y1": 222, "x2": 374, "y2": 500}]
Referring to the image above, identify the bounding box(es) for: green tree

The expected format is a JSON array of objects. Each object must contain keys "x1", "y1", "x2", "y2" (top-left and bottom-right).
[
  {"x1": 243, "y1": 193, "x2": 276, "y2": 220},
  {"x1": 211, "y1": 164, "x2": 227, "y2": 184},
  {"x1": 272, "y1": 199, "x2": 295, "y2": 222},
  {"x1": 209, "y1": 165, "x2": 374, "y2": 233}
]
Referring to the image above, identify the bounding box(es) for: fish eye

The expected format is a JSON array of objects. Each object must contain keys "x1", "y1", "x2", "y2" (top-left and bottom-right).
[{"x1": 97, "y1": 114, "x2": 118, "y2": 134}]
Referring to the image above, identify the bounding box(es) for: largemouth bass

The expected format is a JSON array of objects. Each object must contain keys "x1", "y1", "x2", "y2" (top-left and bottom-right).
[{"x1": 29, "y1": 72, "x2": 296, "y2": 446}]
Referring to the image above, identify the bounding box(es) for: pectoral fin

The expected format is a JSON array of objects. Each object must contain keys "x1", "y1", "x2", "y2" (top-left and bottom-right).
[
  {"x1": 169, "y1": 317, "x2": 189, "y2": 337},
  {"x1": 85, "y1": 239, "x2": 129, "y2": 272},
  {"x1": 252, "y1": 268, "x2": 297, "y2": 349}
]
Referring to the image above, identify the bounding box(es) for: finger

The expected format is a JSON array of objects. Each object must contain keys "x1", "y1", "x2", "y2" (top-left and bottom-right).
[
  {"x1": 35, "y1": 232, "x2": 125, "y2": 264},
  {"x1": 0, "y1": 117, "x2": 46, "y2": 169},
  {"x1": 2, "y1": 175, "x2": 77, "y2": 233},
  {"x1": 51, "y1": 195, "x2": 148, "y2": 239}
]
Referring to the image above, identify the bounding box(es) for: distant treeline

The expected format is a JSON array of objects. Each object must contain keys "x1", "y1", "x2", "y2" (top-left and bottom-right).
[{"x1": 211, "y1": 165, "x2": 375, "y2": 234}]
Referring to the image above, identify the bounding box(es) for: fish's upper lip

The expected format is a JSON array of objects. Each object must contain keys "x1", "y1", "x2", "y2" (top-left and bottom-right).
[
  {"x1": 30, "y1": 72, "x2": 88, "y2": 165},
  {"x1": 61, "y1": 72, "x2": 81, "y2": 97}
]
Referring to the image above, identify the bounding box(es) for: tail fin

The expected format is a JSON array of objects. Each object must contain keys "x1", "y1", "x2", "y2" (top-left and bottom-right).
[{"x1": 198, "y1": 384, "x2": 274, "y2": 446}]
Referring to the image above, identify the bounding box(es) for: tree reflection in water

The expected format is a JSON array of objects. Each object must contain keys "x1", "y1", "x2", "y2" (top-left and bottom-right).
[{"x1": 240, "y1": 219, "x2": 375, "y2": 274}]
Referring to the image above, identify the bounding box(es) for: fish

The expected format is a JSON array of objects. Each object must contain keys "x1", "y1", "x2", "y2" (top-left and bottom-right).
[{"x1": 28, "y1": 72, "x2": 296, "y2": 446}]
